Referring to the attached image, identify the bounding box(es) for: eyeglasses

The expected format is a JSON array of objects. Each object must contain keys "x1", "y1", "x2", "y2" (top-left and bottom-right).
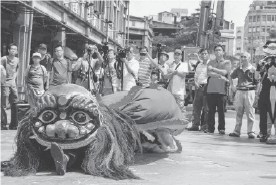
[
  {"x1": 140, "y1": 53, "x2": 146, "y2": 56},
  {"x1": 174, "y1": 53, "x2": 181, "y2": 56},
  {"x1": 240, "y1": 56, "x2": 247, "y2": 58}
]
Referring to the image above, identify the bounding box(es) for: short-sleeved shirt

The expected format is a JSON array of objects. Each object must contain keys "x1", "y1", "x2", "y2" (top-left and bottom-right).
[
  {"x1": 26, "y1": 65, "x2": 47, "y2": 90},
  {"x1": 1, "y1": 56, "x2": 19, "y2": 86},
  {"x1": 123, "y1": 58, "x2": 139, "y2": 91},
  {"x1": 206, "y1": 59, "x2": 231, "y2": 95},
  {"x1": 195, "y1": 60, "x2": 209, "y2": 85},
  {"x1": 40, "y1": 55, "x2": 51, "y2": 69},
  {"x1": 138, "y1": 58, "x2": 155, "y2": 87},
  {"x1": 167, "y1": 61, "x2": 189, "y2": 96},
  {"x1": 256, "y1": 61, "x2": 273, "y2": 99},
  {"x1": 47, "y1": 58, "x2": 71, "y2": 86},
  {"x1": 231, "y1": 64, "x2": 257, "y2": 88}
]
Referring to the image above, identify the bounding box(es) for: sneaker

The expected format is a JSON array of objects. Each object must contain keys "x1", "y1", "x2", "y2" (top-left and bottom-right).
[
  {"x1": 260, "y1": 135, "x2": 267, "y2": 142},
  {"x1": 219, "y1": 130, "x2": 225, "y2": 135},
  {"x1": 204, "y1": 129, "x2": 214, "y2": 133},
  {"x1": 187, "y1": 126, "x2": 199, "y2": 131},
  {"x1": 229, "y1": 132, "x2": 240, "y2": 137},
  {"x1": 257, "y1": 132, "x2": 263, "y2": 138},
  {"x1": 248, "y1": 132, "x2": 256, "y2": 139}
]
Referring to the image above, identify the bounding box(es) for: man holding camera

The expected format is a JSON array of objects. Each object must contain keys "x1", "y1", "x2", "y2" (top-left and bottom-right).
[
  {"x1": 102, "y1": 49, "x2": 120, "y2": 96},
  {"x1": 74, "y1": 44, "x2": 103, "y2": 92},
  {"x1": 164, "y1": 49, "x2": 188, "y2": 113},
  {"x1": 120, "y1": 46, "x2": 139, "y2": 91}
]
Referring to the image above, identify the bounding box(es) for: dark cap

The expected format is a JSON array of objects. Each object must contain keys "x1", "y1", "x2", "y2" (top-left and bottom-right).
[
  {"x1": 39, "y1": 43, "x2": 47, "y2": 49},
  {"x1": 174, "y1": 49, "x2": 182, "y2": 54}
]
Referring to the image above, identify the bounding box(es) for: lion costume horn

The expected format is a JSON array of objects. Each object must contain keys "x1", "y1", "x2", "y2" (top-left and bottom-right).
[{"x1": 4, "y1": 103, "x2": 142, "y2": 180}]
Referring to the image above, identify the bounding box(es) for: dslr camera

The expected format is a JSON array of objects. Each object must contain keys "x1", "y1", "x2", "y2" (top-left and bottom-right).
[{"x1": 118, "y1": 48, "x2": 129, "y2": 58}]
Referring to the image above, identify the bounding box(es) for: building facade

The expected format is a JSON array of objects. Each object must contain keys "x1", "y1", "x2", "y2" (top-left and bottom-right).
[
  {"x1": 243, "y1": 0, "x2": 276, "y2": 57},
  {"x1": 128, "y1": 16, "x2": 153, "y2": 55},
  {"x1": 170, "y1": 8, "x2": 188, "y2": 23},
  {"x1": 218, "y1": 20, "x2": 235, "y2": 56},
  {"x1": 1, "y1": 0, "x2": 129, "y2": 97},
  {"x1": 157, "y1": 11, "x2": 175, "y2": 24},
  {"x1": 235, "y1": 26, "x2": 244, "y2": 55}
]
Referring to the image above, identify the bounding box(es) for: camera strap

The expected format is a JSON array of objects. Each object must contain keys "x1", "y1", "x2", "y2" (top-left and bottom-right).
[{"x1": 165, "y1": 62, "x2": 181, "y2": 89}]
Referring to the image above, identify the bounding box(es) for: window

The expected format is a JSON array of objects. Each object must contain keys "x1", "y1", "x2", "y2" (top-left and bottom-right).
[
  {"x1": 237, "y1": 30, "x2": 241, "y2": 33},
  {"x1": 249, "y1": 16, "x2": 252, "y2": 22},
  {"x1": 248, "y1": 27, "x2": 252, "y2": 33},
  {"x1": 262, "y1": 15, "x2": 266, "y2": 21},
  {"x1": 253, "y1": 16, "x2": 256, "y2": 22},
  {"x1": 257, "y1": 15, "x2": 260, "y2": 22},
  {"x1": 267, "y1": 15, "x2": 271, "y2": 21},
  {"x1": 236, "y1": 36, "x2": 241, "y2": 39},
  {"x1": 262, "y1": 26, "x2": 266, "y2": 32},
  {"x1": 132, "y1": 21, "x2": 135, "y2": 26},
  {"x1": 272, "y1": 15, "x2": 275, "y2": 21},
  {"x1": 252, "y1": 26, "x2": 255, "y2": 32},
  {"x1": 267, "y1": 26, "x2": 270, "y2": 32},
  {"x1": 236, "y1": 47, "x2": 241, "y2": 50},
  {"x1": 256, "y1": 27, "x2": 260, "y2": 32}
]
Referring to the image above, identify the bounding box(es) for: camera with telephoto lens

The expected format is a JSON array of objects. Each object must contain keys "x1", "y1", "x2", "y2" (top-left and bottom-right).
[
  {"x1": 156, "y1": 43, "x2": 165, "y2": 52},
  {"x1": 87, "y1": 45, "x2": 98, "y2": 59},
  {"x1": 101, "y1": 42, "x2": 109, "y2": 55},
  {"x1": 118, "y1": 48, "x2": 128, "y2": 58}
]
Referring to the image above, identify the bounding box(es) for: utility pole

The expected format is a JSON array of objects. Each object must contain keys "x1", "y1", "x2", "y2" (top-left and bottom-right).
[{"x1": 197, "y1": 0, "x2": 212, "y2": 48}]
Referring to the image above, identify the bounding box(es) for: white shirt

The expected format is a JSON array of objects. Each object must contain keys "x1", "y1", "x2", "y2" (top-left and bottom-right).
[
  {"x1": 123, "y1": 57, "x2": 139, "y2": 91},
  {"x1": 168, "y1": 61, "x2": 189, "y2": 96},
  {"x1": 195, "y1": 60, "x2": 209, "y2": 85}
]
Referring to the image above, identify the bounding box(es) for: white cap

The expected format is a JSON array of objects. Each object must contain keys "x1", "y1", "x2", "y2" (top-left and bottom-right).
[{"x1": 32, "y1": 52, "x2": 41, "y2": 58}]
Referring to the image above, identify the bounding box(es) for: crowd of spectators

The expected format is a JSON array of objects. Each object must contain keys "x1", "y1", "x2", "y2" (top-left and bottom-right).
[{"x1": 0, "y1": 43, "x2": 271, "y2": 143}]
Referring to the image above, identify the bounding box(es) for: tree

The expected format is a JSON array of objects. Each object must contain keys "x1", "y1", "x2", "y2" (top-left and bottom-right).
[{"x1": 151, "y1": 10, "x2": 200, "y2": 57}]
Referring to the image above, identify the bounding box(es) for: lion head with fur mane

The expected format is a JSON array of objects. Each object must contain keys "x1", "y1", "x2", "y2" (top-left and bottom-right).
[{"x1": 3, "y1": 84, "x2": 142, "y2": 180}]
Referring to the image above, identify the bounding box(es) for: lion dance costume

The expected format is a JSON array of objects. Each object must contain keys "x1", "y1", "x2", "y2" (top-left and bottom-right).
[
  {"x1": 2, "y1": 84, "x2": 188, "y2": 179},
  {"x1": 257, "y1": 28, "x2": 276, "y2": 144}
]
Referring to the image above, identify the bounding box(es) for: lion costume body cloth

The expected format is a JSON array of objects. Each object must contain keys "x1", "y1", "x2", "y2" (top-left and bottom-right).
[{"x1": 3, "y1": 84, "x2": 188, "y2": 179}]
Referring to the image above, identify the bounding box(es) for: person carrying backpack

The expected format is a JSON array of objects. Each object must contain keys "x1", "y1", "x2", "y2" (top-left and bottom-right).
[
  {"x1": 25, "y1": 52, "x2": 48, "y2": 107},
  {"x1": 46, "y1": 45, "x2": 88, "y2": 90}
]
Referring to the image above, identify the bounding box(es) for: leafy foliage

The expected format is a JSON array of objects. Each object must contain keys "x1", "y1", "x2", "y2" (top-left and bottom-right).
[{"x1": 152, "y1": 11, "x2": 200, "y2": 57}]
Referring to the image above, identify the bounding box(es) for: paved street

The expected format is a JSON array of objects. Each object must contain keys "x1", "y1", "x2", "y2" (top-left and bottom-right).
[{"x1": 1, "y1": 110, "x2": 276, "y2": 185}]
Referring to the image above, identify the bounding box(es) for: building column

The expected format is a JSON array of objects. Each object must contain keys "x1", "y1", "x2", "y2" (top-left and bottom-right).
[
  {"x1": 52, "y1": 27, "x2": 66, "y2": 47},
  {"x1": 12, "y1": 12, "x2": 28, "y2": 100}
]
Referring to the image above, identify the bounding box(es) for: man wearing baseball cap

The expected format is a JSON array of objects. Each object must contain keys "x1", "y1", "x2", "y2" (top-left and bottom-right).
[
  {"x1": 163, "y1": 49, "x2": 188, "y2": 113},
  {"x1": 146, "y1": 50, "x2": 170, "y2": 84}
]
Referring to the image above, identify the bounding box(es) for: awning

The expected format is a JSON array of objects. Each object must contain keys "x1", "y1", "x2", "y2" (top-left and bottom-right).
[{"x1": 1, "y1": 0, "x2": 99, "y2": 44}]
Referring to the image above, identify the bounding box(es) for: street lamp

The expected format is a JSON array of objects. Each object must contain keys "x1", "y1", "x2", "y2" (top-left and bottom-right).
[{"x1": 244, "y1": 36, "x2": 261, "y2": 63}]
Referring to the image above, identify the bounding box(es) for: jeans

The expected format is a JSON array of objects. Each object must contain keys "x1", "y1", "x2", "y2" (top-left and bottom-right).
[
  {"x1": 192, "y1": 85, "x2": 208, "y2": 128},
  {"x1": 258, "y1": 97, "x2": 269, "y2": 135},
  {"x1": 232, "y1": 90, "x2": 255, "y2": 135},
  {"x1": 206, "y1": 94, "x2": 227, "y2": 132},
  {"x1": 1, "y1": 86, "x2": 18, "y2": 108}
]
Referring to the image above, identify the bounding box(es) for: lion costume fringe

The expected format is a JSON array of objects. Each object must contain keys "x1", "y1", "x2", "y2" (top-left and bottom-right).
[
  {"x1": 3, "y1": 84, "x2": 141, "y2": 180},
  {"x1": 2, "y1": 84, "x2": 189, "y2": 179}
]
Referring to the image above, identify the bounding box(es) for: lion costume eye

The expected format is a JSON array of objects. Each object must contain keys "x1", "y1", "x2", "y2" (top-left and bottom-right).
[
  {"x1": 38, "y1": 110, "x2": 57, "y2": 123},
  {"x1": 71, "y1": 111, "x2": 92, "y2": 125}
]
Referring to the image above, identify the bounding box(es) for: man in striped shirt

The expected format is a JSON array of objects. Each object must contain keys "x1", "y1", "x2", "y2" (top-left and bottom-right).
[{"x1": 138, "y1": 47, "x2": 155, "y2": 88}]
